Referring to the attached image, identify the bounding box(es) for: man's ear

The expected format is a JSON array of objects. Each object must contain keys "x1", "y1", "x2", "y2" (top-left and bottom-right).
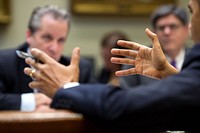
[
  {"x1": 184, "y1": 24, "x2": 190, "y2": 37},
  {"x1": 26, "y1": 29, "x2": 33, "y2": 45}
]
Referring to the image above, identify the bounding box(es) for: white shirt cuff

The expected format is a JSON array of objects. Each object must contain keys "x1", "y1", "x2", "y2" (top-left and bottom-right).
[
  {"x1": 20, "y1": 93, "x2": 36, "y2": 112},
  {"x1": 63, "y1": 82, "x2": 80, "y2": 89}
]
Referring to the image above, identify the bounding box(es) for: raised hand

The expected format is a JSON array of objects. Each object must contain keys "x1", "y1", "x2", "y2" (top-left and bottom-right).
[
  {"x1": 111, "y1": 28, "x2": 178, "y2": 79},
  {"x1": 24, "y1": 47, "x2": 80, "y2": 98}
]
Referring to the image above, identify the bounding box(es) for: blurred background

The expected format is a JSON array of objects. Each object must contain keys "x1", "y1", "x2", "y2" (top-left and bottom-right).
[{"x1": 0, "y1": 0, "x2": 191, "y2": 73}]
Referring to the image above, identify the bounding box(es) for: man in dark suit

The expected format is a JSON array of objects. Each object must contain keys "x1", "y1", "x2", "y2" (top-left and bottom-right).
[
  {"x1": 0, "y1": 5, "x2": 96, "y2": 112},
  {"x1": 120, "y1": 4, "x2": 190, "y2": 89},
  {"x1": 24, "y1": 0, "x2": 200, "y2": 132}
]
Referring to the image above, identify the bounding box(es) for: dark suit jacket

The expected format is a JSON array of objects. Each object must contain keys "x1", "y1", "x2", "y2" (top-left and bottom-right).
[
  {"x1": 0, "y1": 43, "x2": 96, "y2": 110},
  {"x1": 51, "y1": 44, "x2": 200, "y2": 133}
]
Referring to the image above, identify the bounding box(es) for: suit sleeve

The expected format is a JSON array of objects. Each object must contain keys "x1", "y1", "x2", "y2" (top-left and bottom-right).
[
  {"x1": 0, "y1": 93, "x2": 21, "y2": 110},
  {"x1": 51, "y1": 66, "x2": 200, "y2": 132},
  {"x1": 51, "y1": 45, "x2": 200, "y2": 132}
]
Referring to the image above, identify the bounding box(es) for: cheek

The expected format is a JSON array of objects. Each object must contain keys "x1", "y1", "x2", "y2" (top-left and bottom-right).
[
  {"x1": 36, "y1": 43, "x2": 47, "y2": 50},
  {"x1": 190, "y1": 23, "x2": 195, "y2": 38},
  {"x1": 190, "y1": 19, "x2": 199, "y2": 43},
  {"x1": 190, "y1": 10, "x2": 200, "y2": 43},
  {"x1": 156, "y1": 34, "x2": 166, "y2": 43},
  {"x1": 29, "y1": 37, "x2": 43, "y2": 48},
  {"x1": 57, "y1": 47, "x2": 64, "y2": 55}
]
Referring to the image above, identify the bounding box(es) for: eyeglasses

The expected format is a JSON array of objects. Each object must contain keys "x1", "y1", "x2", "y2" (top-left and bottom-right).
[{"x1": 155, "y1": 24, "x2": 183, "y2": 32}]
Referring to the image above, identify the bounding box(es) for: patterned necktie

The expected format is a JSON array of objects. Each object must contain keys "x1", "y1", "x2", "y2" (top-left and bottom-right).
[{"x1": 171, "y1": 60, "x2": 176, "y2": 68}]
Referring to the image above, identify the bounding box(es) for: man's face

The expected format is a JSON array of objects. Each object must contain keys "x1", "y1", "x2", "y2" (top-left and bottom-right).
[
  {"x1": 26, "y1": 15, "x2": 69, "y2": 61},
  {"x1": 101, "y1": 46, "x2": 113, "y2": 70},
  {"x1": 101, "y1": 46, "x2": 121, "y2": 70},
  {"x1": 154, "y1": 14, "x2": 189, "y2": 55},
  {"x1": 188, "y1": 0, "x2": 200, "y2": 44}
]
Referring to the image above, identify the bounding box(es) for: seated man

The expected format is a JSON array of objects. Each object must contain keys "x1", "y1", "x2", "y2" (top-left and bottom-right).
[{"x1": 0, "y1": 5, "x2": 96, "y2": 112}]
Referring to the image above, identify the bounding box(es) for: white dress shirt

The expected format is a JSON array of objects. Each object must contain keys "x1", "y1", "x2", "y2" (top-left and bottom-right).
[{"x1": 166, "y1": 48, "x2": 186, "y2": 71}]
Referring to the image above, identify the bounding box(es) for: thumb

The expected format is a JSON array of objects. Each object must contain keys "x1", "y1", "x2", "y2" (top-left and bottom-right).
[
  {"x1": 70, "y1": 47, "x2": 80, "y2": 67},
  {"x1": 70, "y1": 47, "x2": 80, "y2": 82},
  {"x1": 145, "y1": 28, "x2": 163, "y2": 51}
]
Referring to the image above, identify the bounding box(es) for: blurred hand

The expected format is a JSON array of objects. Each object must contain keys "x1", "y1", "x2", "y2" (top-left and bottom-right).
[
  {"x1": 24, "y1": 47, "x2": 80, "y2": 98},
  {"x1": 34, "y1": 93, "x2": 55, "y2": 112},
  {"x1": 34, "y1": 105, "x2": 56, "y2": 112},
  {"x1": 34, "y1": 93, "x2": 52, "y2": 107},
  {"x1": 111, "y1": 28, "x2": 178, "y2": 79}
]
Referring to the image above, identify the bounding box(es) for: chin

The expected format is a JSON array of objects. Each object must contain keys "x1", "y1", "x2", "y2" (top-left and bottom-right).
[{"x1": 55, "y1": 57, "x2": 61, "y2": 61}]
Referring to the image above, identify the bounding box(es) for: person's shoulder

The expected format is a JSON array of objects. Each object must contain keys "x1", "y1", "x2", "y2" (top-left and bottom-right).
[
  {"x1": 184, "y1": 44, "x2": 199, "y2": 57},
  {"x1": 0, "y1": 48, "x2": 17, "y2": 69},
  {"x1": 0, "y1": 43, "x2": 27, "y2": 57},
  {"x1": 0, "y1": 48, "x2": 16, "y2": 58},
  {"x1": 0, "y1": 43, "x2": 28, "y2": 64}
]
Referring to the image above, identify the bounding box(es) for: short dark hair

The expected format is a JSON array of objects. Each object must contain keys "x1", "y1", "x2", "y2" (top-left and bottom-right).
[
  {"x1": 150, "y1": 4, "x2": 188, "y2": 28},
  {"x1": 101, "y1": 31, "x2": 129, "y2": 58},
  {"x1": 28, "y1": 5, "x2": 70, "y2": 33},
  {"x1": 101, "y1": 31, "x2": 129, "y2": 49}
]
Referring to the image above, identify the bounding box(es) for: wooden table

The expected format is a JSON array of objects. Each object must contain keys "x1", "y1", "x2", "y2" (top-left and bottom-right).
[{"x1": 0, "y1": 110, "x2": 113, "y2": 133}]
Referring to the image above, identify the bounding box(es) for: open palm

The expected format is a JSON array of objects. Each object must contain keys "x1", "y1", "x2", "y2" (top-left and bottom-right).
[{"x1": 111, "y1": 28, "x2": 177, "y2": 79}]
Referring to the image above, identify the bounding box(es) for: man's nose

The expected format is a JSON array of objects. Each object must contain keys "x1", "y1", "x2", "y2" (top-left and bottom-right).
[
  {"x1": 163, "y1": 27, "x2": 171, "y2": 34},
  {"x1": 49, "y1": 41, "x2": 59, "y2": 53}
]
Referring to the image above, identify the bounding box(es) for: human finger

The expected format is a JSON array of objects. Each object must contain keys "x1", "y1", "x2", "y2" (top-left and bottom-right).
[
  {"x1": 111, "y1": 57, "x2": 135, "y2": 65},
  {"x1": 117, "y1": 40, "x2": 141, "y2": 51},
  {"x1": 24, "y1": 67, "x2": 40, "y2": 80},
  {"x1": 28, "y1": 81, "x2": 42, "y2": 91},
  {"x1": 30, "y1": 48, "x2": 55, "y2": 64},
  {"x1": 145, "y1": 28, "x2": 162, "y2": 50},
  {"x1": 111, "y1": 48, "x2": 137, "y2": 58},
  {"x1": 25, "y1": 58, "x2": 42, "y2": 71},
  {"x1": 115, "y1": 68, "x2": 137, "y2": 76},
  {"x1": 70, "y1": 47, "x2": 80, "y2": 82},
  {"x1": 70, "y1": 47, "x2": 80, "y2": 68},
  {"x1": 29, "y1": 69, "x2": 36, "y2": 79},
  {"x1": 29, "y1": 81, "x2": 55, "y2": 98}
]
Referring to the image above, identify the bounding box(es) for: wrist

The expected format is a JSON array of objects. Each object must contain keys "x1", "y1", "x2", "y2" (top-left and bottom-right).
[{"x1": 161, "y1": 62, "x2": 179, "y2": 79}]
